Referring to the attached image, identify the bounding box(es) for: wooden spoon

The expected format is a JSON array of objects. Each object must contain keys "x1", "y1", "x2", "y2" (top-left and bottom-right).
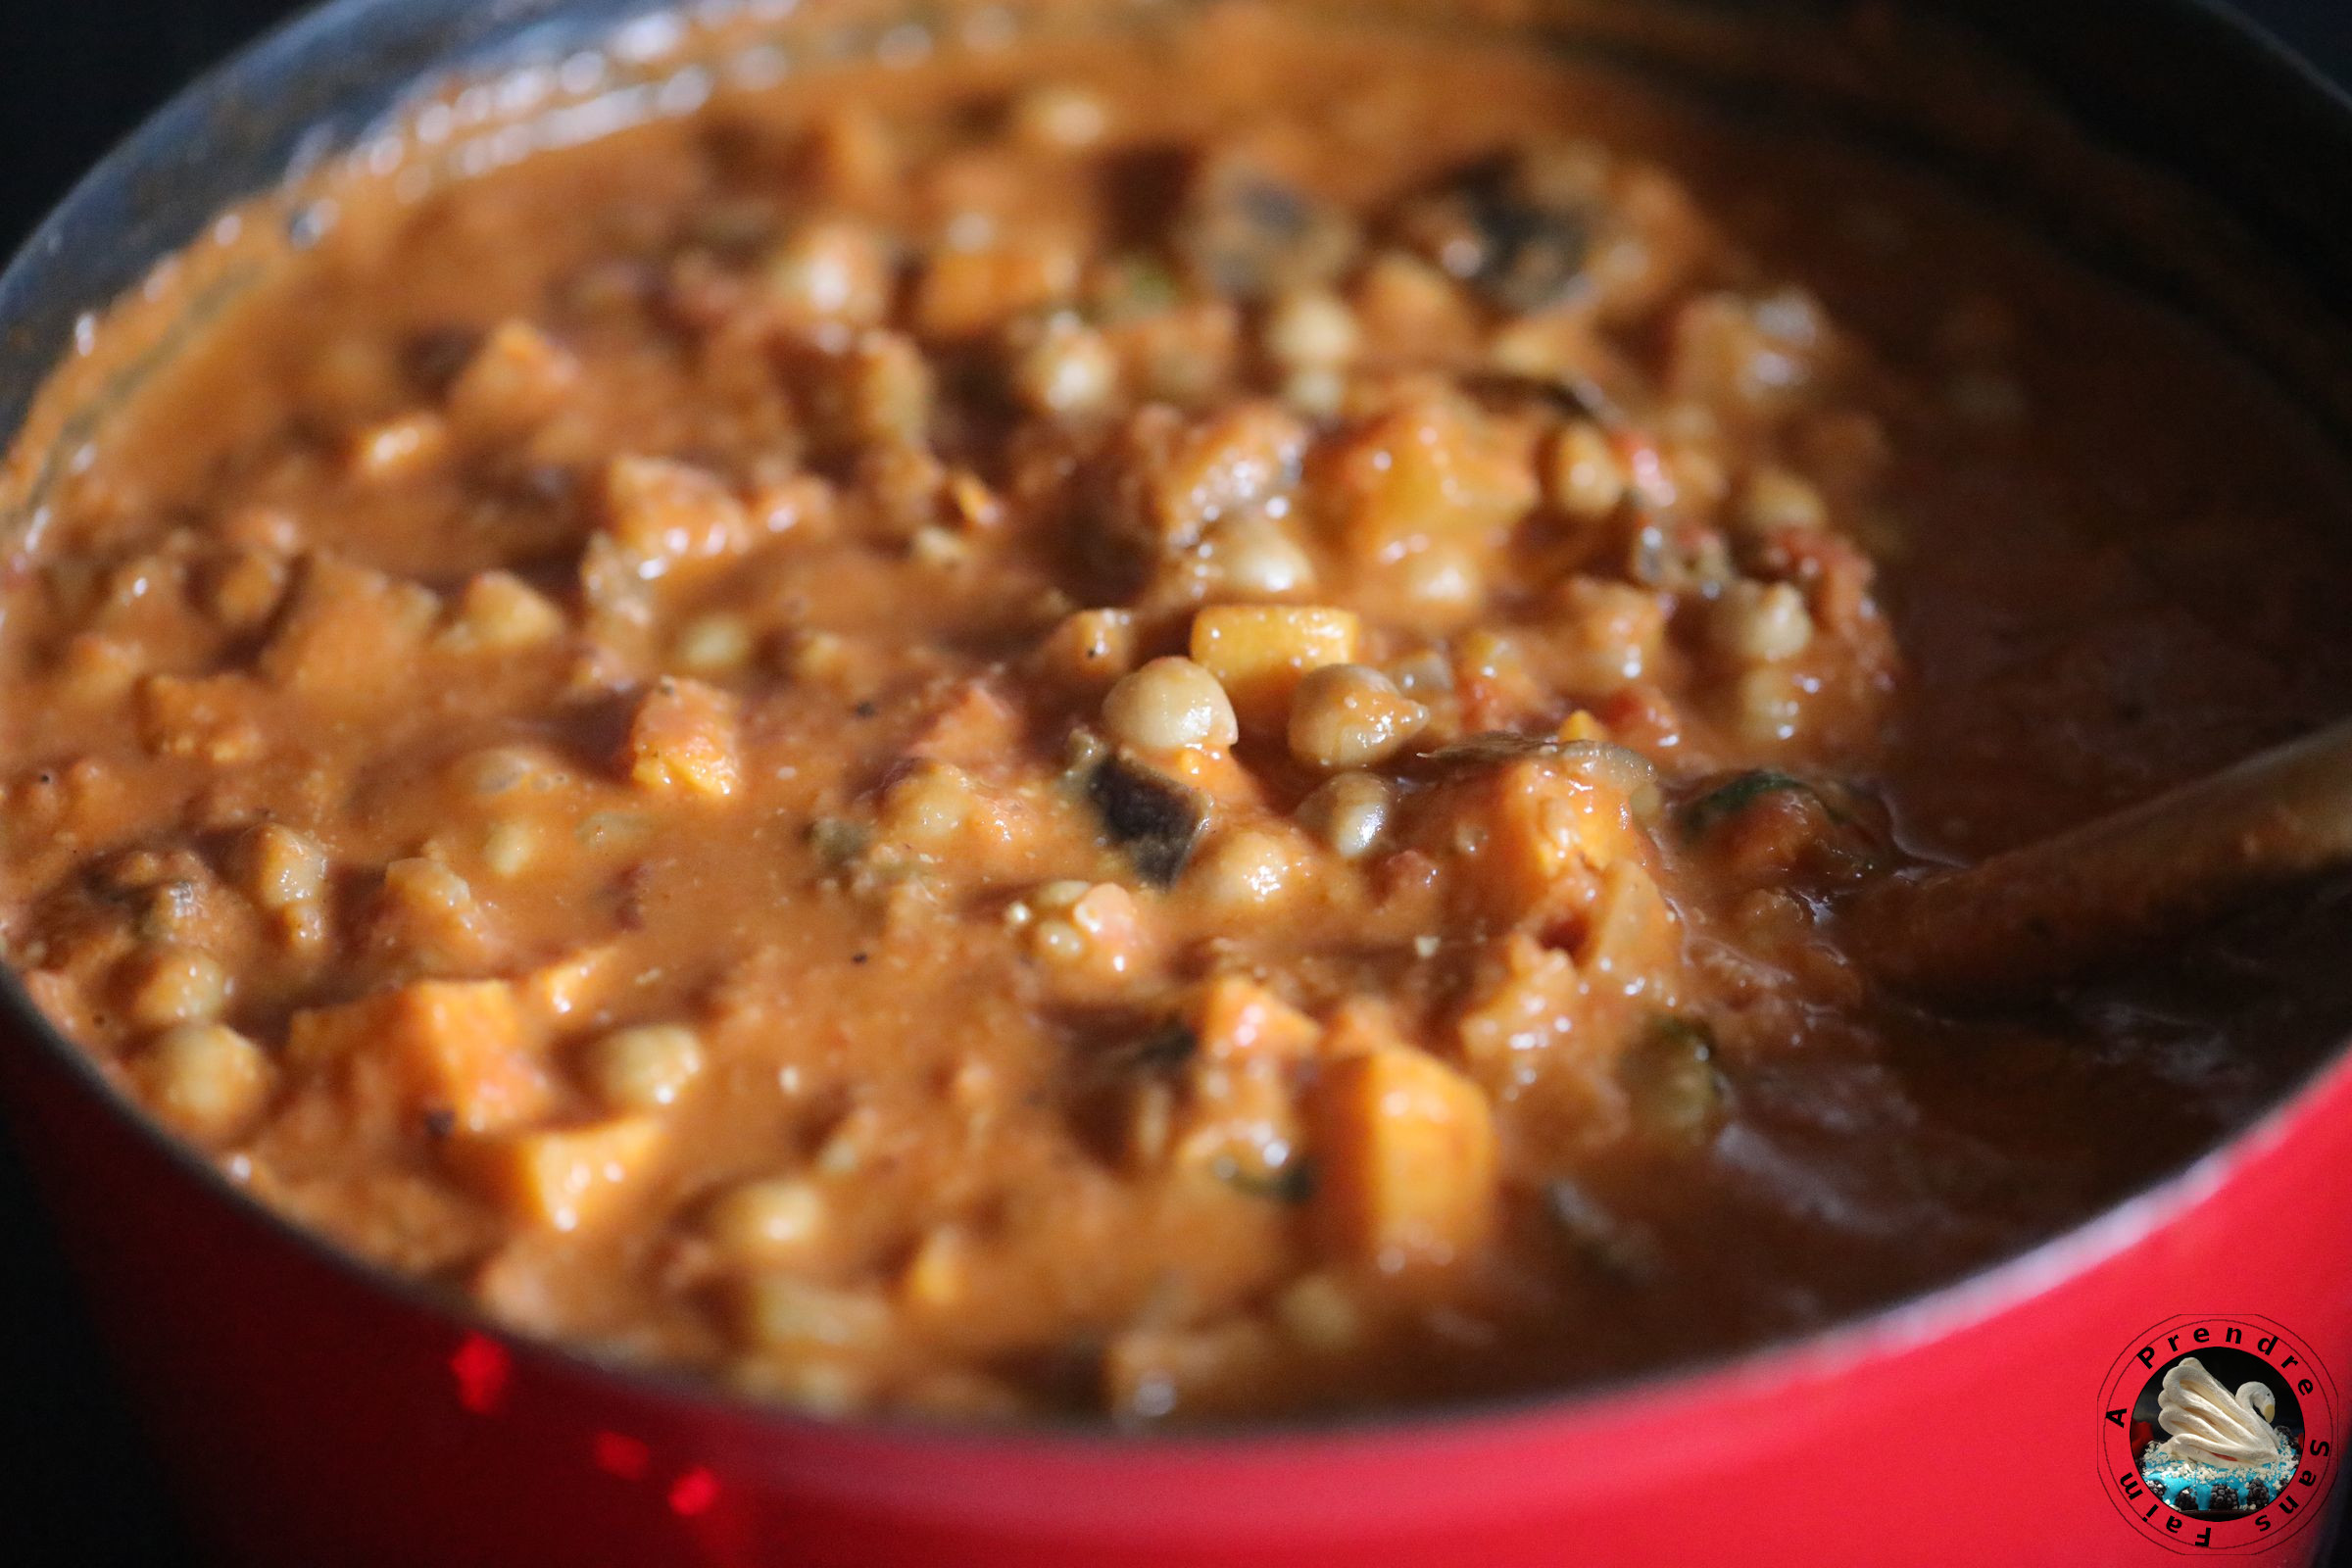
[{"x1": 1852, "y1": 715, "x2": 2352, "y2": 998}]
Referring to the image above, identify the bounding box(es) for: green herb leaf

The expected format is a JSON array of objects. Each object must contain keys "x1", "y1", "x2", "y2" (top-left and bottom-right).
[
  {"x1": 1214, "y1": 1153, "x2": 1318, "y2": 1203},
  {"x1": 1677, "y1": 769, "x2": 1814, "y2": 841}
]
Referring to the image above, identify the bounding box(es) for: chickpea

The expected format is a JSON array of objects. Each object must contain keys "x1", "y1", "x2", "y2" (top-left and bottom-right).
[
  {"x1": 1038, "y1": 608, "x2": 1138, "y2": 688},
  {"x1": 1204, "y1": 515, "x2": 1315, "y2": 599},
  {"x1": 674, "y1": 612, "x2": 756, "y2": 674},
  {"x1": 242, "y1": 822, "x2": 328, "y2": 910},
  {"x1": 125, "y1": 947, "x2": 229, "y2": 1031},
  {"x1": 1734, "y1": 664, "x2": 1804, "y2": 745},
  {"x1": 878, "y1": 761, "x2": 985, "y2": 849},
  {"x1": 1010, "y1": 316, "x2": 1118, "y2": 416},
  {"x1": 136, "y1": 1023, "x2": 270, "y2": 1146},
  {"x1": 1280, "y1": 367, "x2": 1348, "y2": 419},
  {"x1": 1708, "y1": 580, "x2": 1815, "y2": 664},
  {"x1": 733, "y1": 1275, "x2": 890, "y2": 1354},
  {"x1": 1262, "y1": 290, "x2": 1360, "y2": 369},
  {"x1": 1298, "y1": 770, "x2": 1396, "y2": 859},
  {"x1": 1555, "y1": 576, "x2": 1667, "y2": 692},
  {"x1": 1389, "y1": 541, "x2": 1485, "y2": 623},
  {"x1": 440, "y1": 570, "x2": 564, "y2": 653},
  {"x1": 579, "y1": 1023, "x2": 707, "y2": 1112},
  {"x1": 705, "y1": 1177, "x2": 828, "y2": 1269},
  {"x1": 481, "y1": 819, "x2": 538, "y2": 879},
  {"x1": 1545, "y1": 419, "x2": 1627, "y2": 522},
  {"x1": 1021, "y1": 880, "x2": 1143, "y2": 976},
  {"x1": 1387, "y1": 650, "x2": 1453, "y2": 700},
  {"x1": 1190, "y1": 827, "x2": 1305, "y2": 909},
  {"x1": 763, "y1": 220, "x2": 892, "y2": 330},
  {"x1": 1734, "y1": 466, "x2": 1827, "y2": 537},
  {"x1": 1031, "y1": 880, "x2": 1092, "y2": 913},
  {"x1": 1009, "y1": 83, "x2": 1112, "y2": 150},
  {"x1": 382, "y1": 858, "x2": 476, "y2": 921},
  {"x1": 1102, "y1": 658, "x2": 1239, "y2": 753},
  {"x1": 1287, "y1": 663, "x2": 1428, "y2": 770}
]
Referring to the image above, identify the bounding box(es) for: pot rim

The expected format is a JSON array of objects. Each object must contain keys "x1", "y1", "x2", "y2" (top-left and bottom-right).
[{"x1": 3, "y1": 0, "x2": 2348, "y2": 1456}]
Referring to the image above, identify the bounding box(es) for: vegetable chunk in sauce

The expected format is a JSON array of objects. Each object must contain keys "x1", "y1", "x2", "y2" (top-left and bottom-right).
[{"x1": 5, "y1": 5, "x2": 2352, "y2": 1424}]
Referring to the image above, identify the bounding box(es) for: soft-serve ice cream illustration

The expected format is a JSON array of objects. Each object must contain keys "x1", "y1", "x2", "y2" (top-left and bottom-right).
[{"x1": 2139, "y1": 1357, "x2": 2300, "y2": 1513}]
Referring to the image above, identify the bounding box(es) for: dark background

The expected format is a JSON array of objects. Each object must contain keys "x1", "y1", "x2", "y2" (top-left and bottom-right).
[{"x1": 1, "y1": 2, "x2": 2349, "y2": 1563}]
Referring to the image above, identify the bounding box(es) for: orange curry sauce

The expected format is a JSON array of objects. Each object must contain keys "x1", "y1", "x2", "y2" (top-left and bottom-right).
[{"x1": 4, "y1": 6, "x2": 2351, "y2": 1422}]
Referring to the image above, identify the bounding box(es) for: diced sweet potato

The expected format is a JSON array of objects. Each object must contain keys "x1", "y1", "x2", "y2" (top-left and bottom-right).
[
  {"x1": 1310, "y1": 393, "x2": 1537, "y2": 563},
  {"x1": 1309, "y1": 1045, "x2": 1496, "y2": 1269},
  {"x1": 1413, "y1": 758, "x2": 1635, "y2": 928},
  {"x1": 1453, "y1": 932, "x2": 1633, "y2": 1146},
  {"x1": 623, "y1": 677, "x2": 742, "y2": 798},
  {"x1": 287, "y1": 979, "x2": 550, "y2": 1135},
  {"x1": 908, "y1": 680, "x2": 1024, "y2": 770},
  {"x1": 1191, "y1": 975, "x2": 1319, "y2": 1061},
  {"x1": 516, "y1": 944, "x2": 624, "y2": 1028},
  {"x1": 600, "y1": 456, "x2": 759, "y2": 572},
  {"x1": 1578, "y1": 858, "x2": 1681, "y2": 997},
  {"x1": 1111, "y1": 402, "x2": 1307, "y2": 551},
  {"x1": 259, "y1": 556, "x2": 438, "y2": 701},
  {"x1": 139, "y1": 673, "x2": 268, "y2": 764},
  {"x1": 1454, "y1": 931, "x2": 1583, "y2": 1080},
  {"x1": 1189, "y1": 605, "x2": 1359, "y2": 732},
  {"x1": 465, "y1": 1116, "x2": 665, "y2": 1232}
]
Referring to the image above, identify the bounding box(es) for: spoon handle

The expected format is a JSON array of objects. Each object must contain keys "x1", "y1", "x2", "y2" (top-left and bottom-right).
[{"x1": 1853, "y1": 715, "x2": 2352, "y2": 998}]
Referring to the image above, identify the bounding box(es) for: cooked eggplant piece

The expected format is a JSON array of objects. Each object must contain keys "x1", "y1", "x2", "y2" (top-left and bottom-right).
[
  {"x1": 1176, "y1": 153, "x2": 1358, "y2": 301},
  {"x1": 1396, "y1": 153, "x2": 1601, "y2": 315},
  {"x1": 1086, "y1": 752, "x2": 1211, "y2": 886}
]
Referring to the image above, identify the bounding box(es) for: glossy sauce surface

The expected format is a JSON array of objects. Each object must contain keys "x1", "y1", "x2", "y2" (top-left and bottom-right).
[{"x1": 4, "y1": 6, "x2": 2350, "y2": 1423}]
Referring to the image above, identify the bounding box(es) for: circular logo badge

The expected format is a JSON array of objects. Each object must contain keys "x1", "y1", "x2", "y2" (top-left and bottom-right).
[{"x1": 2097, "y1": 1316, "x2": 2338, "y2": 1553}]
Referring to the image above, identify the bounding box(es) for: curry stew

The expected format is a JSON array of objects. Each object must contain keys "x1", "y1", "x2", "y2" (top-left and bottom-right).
[{"x1": 5, "y1": 6, "x2": 2352, "y2": 1424}]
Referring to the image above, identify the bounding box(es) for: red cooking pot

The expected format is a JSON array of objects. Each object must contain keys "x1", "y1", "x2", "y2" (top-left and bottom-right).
[{"x1": 2, "y1": 1, "x2": 2348, "y2": 1562}]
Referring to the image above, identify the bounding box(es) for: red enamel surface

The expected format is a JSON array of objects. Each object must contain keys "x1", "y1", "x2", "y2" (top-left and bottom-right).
[{"x1": 4, "y1": 1014, "x2": 2346, "y2": 1566}]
